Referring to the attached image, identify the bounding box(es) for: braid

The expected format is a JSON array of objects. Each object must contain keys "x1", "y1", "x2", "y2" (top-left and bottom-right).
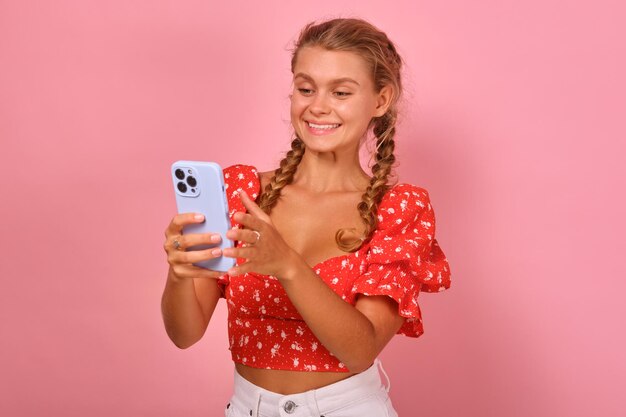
[
  {"x1": 258, "y1": 137, "x2": 306, "y2": 213},
  {"x1": 336, "y1": 110, "x2": 398, "y2": 252}
]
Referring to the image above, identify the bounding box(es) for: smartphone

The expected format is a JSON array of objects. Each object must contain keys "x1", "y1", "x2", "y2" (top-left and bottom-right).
[{"x1": 171, "y1": 161, "x2": 236, "y2": 272}]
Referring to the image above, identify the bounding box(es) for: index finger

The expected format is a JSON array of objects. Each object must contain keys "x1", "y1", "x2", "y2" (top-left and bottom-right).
[{"x1": 165, "y1": 212, "x2": 205, "y2": 237}]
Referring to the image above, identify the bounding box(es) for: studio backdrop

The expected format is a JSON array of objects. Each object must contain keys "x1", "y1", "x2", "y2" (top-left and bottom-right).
[{"x1": 1, "y1": 1, "x2": 624, "y2": 416}]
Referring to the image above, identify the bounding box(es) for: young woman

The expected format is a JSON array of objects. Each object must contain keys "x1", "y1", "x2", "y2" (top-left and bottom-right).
[{"x1": 161, "y1": 17, "x2": 452, "y2": 417}]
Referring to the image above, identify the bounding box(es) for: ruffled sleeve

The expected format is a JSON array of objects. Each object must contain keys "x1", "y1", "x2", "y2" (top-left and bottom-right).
[
  {"x1": 351, "y1": 183, "x2": 451, "y2": 337},
  {"x1": 215, "y1": 164, "x2": 260, "y2": 298}
]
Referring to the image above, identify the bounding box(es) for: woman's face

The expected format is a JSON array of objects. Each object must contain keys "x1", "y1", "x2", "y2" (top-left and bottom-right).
[{"x1": 290, "y1": 46, "x2": 392, "y2": 156}]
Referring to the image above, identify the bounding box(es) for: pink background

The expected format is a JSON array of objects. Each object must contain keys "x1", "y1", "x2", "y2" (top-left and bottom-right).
[{"x1": 1, "y1": 1, "x2": 624, "y2": 416}]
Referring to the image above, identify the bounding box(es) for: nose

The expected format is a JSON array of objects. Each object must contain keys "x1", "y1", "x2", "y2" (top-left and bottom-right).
[{"x1": 309, "y1": 91, "x2": 330, "y2": 115}]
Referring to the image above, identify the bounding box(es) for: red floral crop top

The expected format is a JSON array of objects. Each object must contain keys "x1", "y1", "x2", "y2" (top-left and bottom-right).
[{"x1": 216, "y1": 164, "x2": 452, "y2": 372}]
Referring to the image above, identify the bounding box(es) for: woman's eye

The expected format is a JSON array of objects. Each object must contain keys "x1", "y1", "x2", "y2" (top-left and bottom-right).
[
  {"x1": 335, "y1": 91, "x2": 351, "y2": 97},
  {"x1": 298, "y1": 88, "x2": 313, "y2": 95}
]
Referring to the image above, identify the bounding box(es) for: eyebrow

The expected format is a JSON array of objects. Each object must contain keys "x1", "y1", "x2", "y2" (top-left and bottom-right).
[{"x1": 294, "y1": 73, "x2": 360, "y2": 86}]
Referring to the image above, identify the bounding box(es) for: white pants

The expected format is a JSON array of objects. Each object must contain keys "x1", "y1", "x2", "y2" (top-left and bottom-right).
[{"x1": 224, "y1": 358, "x2": 399, "y2": 417}]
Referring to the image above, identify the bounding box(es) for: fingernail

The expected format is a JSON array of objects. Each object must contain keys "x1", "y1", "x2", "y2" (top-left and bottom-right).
[
  {"x1": 211, "y1": 234, "x2": 221, "y2": 243},
  {"x1": 194, "y1": 214, "x2": 205, "y2": 221},
  {"x1": 211, "y1": 249, "x2": 221, "y2": 256}
]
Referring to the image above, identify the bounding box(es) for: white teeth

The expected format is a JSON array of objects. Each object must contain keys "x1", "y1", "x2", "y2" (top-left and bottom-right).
[{"x1": 308, "y1": 122, "x2": 340, "y2": 129}]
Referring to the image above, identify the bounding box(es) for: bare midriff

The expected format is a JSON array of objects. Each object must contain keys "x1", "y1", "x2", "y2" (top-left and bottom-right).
[{"x1": 234, "y1": 363, "x2": 359, "y2": 395}]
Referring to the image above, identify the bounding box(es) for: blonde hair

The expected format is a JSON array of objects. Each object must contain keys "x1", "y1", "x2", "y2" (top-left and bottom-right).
[{"x1": 258, "y1": 17, "x2": 404, "y2": 252}]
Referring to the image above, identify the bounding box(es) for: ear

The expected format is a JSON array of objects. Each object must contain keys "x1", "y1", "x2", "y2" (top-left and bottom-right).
[{"x1": 373, "y1": 84, "x2": 394, "y2": 118}]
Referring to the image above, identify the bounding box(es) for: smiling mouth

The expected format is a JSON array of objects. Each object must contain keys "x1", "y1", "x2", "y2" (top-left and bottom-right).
[{"x1": 306, "y1": 121, "x2": 341, "y2": 130}]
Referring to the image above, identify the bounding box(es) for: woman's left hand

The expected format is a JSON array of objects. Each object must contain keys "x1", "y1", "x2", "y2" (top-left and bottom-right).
[{"x1": 222, "y1": 190, "x2": 299, "y2": 278}]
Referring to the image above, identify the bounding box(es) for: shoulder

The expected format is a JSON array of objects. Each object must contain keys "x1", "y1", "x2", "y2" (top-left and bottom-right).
[
  {"x1": 222, "y1": 164, "x2": 262, "y2": 200},
  {"x1": 376, "y1": 183, "x2": 432, "y2": 230},
  {"x1": 383, "y1": 183, "x2": 430, "y2": 203},
  {"x1": 223, "y1": 164, "x2": 258, "y2": 181},
  {"x1": 257, "y1": 169, "x2": 273, "y2": 191},
  {"x1": 223, "y1": 164, "x2": 273, "y2": 192},
  {"x1": 380, "y1": 183, "x2": 431, "y2": 213}
]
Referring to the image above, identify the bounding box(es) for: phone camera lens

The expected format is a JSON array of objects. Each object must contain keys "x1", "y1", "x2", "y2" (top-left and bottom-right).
[
  {"x1": 191, "y1": 188, "x2": 196, "y2": 193},
  {"x1": 186, "y1": 176, "x2": 197, "y2": 187},
  {"x1": 177, "y1": 181, "x2": 188, "y2": 193},
  {"x1": 175, "y1": 169, "x2": 185, "y2": 180}
]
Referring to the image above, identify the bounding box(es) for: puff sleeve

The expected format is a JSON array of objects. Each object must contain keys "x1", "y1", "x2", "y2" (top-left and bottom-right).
[
  {"x1": 215, "y1": 164, "x2": 261, "y2": 298},
  {"x1": 351, "y1": 183, "x2": 452, "y2": 337}
]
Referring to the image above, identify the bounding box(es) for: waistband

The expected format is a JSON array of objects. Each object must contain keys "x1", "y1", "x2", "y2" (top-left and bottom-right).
[{"x1": 231, "y1": 358, "x2": 391, "y2": 416}]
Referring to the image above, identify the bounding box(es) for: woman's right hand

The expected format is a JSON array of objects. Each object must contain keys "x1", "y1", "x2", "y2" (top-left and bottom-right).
[{"x1": 163, "y1": 213, "x2": 226, "y2": 281}]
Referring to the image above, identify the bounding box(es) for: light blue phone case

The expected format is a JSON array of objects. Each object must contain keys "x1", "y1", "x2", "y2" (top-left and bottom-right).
[{"x1": 171, "y1": 161, "x2": 236, "y2": 272}]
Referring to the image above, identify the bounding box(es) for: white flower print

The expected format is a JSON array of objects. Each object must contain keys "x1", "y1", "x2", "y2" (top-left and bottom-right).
[
  {"x1": 423, "y1": 270, "x2": 434, "y2": 281},
  {"x1": 271, "y1": 344, "x2": 280, "y2": 358},
  {"x1": 372, "y1": 246, "x2": 384, "y2": 255}
]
